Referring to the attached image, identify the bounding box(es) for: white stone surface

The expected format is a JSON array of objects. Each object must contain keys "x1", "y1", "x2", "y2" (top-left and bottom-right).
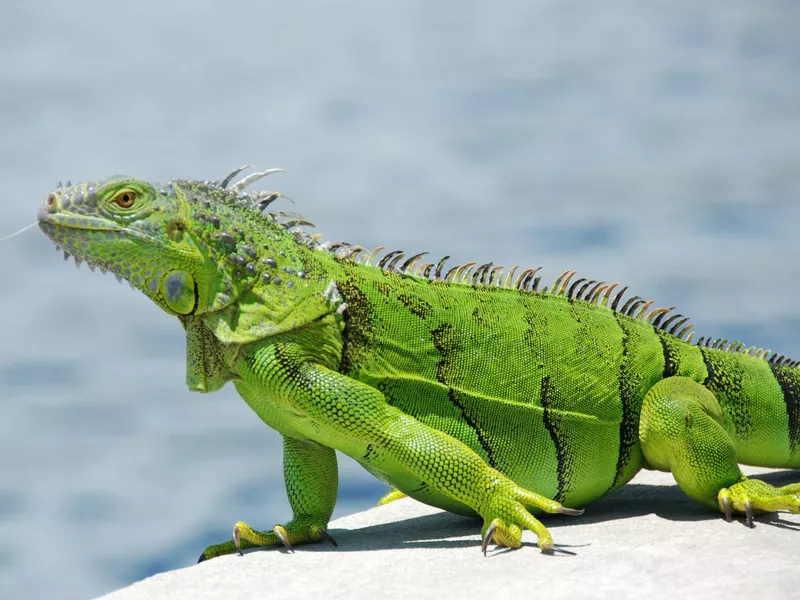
[{"x1": 98, "y1": 466, "x2": 800, "y2": 600}]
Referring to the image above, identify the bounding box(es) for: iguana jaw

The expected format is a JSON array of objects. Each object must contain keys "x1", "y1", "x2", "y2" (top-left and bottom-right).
[
  {"x1": 38, "y1": 213, "x2": 129, "y2": 274},
  {"x1": 38, "y1": 207, "x2": 159, "y2": 278}
]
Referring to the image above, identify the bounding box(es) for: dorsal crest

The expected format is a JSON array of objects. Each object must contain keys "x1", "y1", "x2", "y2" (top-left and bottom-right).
[
  {"x1": 325, "y1": 242, "x2": 793, "y2": 364},
  {"x1": 203, "y1": 165, "x2": 796, "y2": 368}
]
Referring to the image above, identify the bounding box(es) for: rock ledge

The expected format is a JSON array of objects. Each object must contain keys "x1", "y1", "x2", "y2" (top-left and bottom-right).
[{"x1": 99, "y1": 467, "x2": 799, "y2": 600}]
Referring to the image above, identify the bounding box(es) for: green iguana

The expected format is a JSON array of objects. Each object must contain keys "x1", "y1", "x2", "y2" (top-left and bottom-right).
[{"x1": 37, "y1": 167, "x2": 800, "y2": 560}]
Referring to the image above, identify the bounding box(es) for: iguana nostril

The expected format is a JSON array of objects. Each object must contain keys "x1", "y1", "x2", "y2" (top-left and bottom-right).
[{"x1": 45, "y1": 193, "x2": 57, "y2": 212}]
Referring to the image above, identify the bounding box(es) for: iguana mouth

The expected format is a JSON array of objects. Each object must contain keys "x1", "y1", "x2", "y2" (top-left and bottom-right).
[{"x1": 37, "y1": 206, "x2": 124, "y2": 233}]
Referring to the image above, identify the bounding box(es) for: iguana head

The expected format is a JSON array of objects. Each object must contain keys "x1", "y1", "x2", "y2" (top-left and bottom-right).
[{"x1": 37, "y1": 169, "x2": 327, "y2": 333}]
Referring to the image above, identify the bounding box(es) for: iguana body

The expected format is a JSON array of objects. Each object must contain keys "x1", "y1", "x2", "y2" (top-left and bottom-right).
[{"x1": 37, "y1": 167, "x2": 800, "y2": 558}]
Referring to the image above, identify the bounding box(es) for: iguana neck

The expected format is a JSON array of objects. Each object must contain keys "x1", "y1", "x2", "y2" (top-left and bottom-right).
[{"x1": 198, "y1": 240, "x2": 350, "y2": 346}]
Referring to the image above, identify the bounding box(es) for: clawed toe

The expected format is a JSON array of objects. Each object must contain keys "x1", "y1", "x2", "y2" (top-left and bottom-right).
[
  {"x1": 720, "y1": 495, "x2": 732, "y2": 522},
  {"x1": 199, "y1": 517, "x2": 335, "y2": 560},
  {"x1": 481, "y1": 520, "x2": 498, "y2": 556},
  {"x1": 480, "y1": 515, "x2": 582, "y2": 557},
  {"x1": 233, "y1": 523, "x2": 244, "y2": 555},
  {"x1": 556, "y1": 506, "x2": 585, "y2": 516},
  {"x1": 718, "y1": 479, "x2": 800, "y2": 528},
  {"x1": 273, "y1": 525, "x2": 295, "y2": 552},
  {"x1": 315, "y1": 526, "x2": 339, "y2": 547},
  {"x1": 744, "y1": 499, "x2": 754, "y2": 529},
  {"x1": 479, "y1": 483, "x2": 586, "y2": 556}
]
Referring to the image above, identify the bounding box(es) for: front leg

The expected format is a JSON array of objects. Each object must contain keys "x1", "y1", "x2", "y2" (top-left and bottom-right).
[
  {"x1": 251, "y1": 342, "x2": 582, "y2": 553},
  {"x1": 199, "y1": 436, "x2": 338, "y2": 560}
]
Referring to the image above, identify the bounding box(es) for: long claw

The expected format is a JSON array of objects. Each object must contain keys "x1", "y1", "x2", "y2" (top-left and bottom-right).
[
  {"x1": 745, "y1": 499, "x2": 755, "y2": 528},
  {"x1": 317, "y1": 527, "x2": 338, "y2": 547},
  {"x1": 556, "y1": 506, "x2": 585, "y2": 516},
  {"x1": 233, "y1": 524, "x2": 244, "y2": 556},
  {"x1": 721, "y1": 495, "x2": 732, "y2": 522},
  {"x1": 274, "y1": 525, "x2": 295, "y2": 553},
  {"x1": 481, "y1": 521, "x2": 498, "y2": 556}
]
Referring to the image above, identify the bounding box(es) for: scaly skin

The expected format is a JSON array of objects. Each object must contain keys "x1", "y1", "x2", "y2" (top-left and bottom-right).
[{"x1": 36, "y1": 167, "x2": 800, "y2": 560}]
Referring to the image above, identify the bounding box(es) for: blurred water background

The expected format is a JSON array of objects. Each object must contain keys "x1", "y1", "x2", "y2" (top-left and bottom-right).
[{"x1": 1, "y1": 1, "x2": 799, "y2": 598}]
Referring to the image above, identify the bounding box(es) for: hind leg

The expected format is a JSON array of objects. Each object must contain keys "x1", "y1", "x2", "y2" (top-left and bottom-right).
[{"x1": 639, "y1": 376, "x2": 800, "y2": 525}]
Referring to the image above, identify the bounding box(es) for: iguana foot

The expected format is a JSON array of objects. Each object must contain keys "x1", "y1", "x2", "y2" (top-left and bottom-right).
[
  {"x1": 479, "y1": 480, "x2": 583, "y2": 555},
  {"x1": 198, "y1": 517, "x2": 336, "y2": 562},
  {"x1": 377, "y1": 488, "x2": 407, "y2": 506},
  {"x1": 718, "y1": 478, "x2": 800, "y2": 528}
]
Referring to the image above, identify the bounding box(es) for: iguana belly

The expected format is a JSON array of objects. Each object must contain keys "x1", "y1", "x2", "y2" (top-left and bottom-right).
[{"x1": 363, "y1": 375, "x2": 645, "y2": 509}]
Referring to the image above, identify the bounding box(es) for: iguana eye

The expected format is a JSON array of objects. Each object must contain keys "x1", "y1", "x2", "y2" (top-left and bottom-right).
[{"x1": 113, "y1": 190, "x2": 137, "y2": 209}]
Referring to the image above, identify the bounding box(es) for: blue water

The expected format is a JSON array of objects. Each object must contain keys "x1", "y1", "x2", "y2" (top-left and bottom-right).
[{"x1": 1, "y1": 2, "x2": 799, "y2": 598}]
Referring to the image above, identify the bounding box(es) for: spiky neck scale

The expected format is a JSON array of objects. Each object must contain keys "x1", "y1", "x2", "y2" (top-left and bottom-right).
[{"x1": 173, "y1": 179, "x2": 330, "y2": 293}]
